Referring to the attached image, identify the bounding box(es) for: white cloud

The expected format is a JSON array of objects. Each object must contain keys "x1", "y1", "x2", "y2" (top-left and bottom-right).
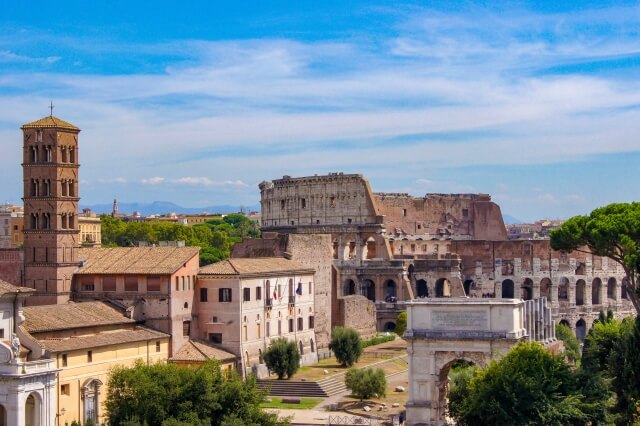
[
  {"x1": 141, "y1": 177, "x2": 166, "y2": 185},
  {"x1": 567, "y1": 194, "x2": 585, "y2": 202},
  {"x1": 538, "y1": 193, "x2": 558, "y2": 203},
  {"x1": 98, "y1": 177, "x2": 127, "y2": 184}
]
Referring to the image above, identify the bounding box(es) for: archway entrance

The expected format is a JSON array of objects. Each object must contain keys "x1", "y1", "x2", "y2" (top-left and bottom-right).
[
  {"x1": 362, "y1": 279, "x2": 376, "y2": 301},
  {"x1": 501, "y1": 279, "x2": 515, "y2": 299},
  {"x1": 416, "y1": 279, "x2": 428, "y2": 298},
  {"x1": 576, "y1": 279, "x2": 585, "y2": 306},
  {"x1": 25, "y1": 393, "x2": 40, "y2": 426},
  {"x1": 592, "y1": 278, "x2": 602, "y2": 305},
  {"x1": 576, "y1": 319, "x2": 587, "y2": 341},
  {"x1": 384, "y1": 321, "x2": 396, "y2": 332},
  {"x1": 540, "y1": 278, "x2": 551, "y2": 300},
  {"x1": 344, "y1": 279, "x2": 356, "y2": 296},
  {"x1": 521, "y1": 278, "x2": 533, "y2": 301},
  {"x1": 439, "y1": 359, "x2": 477, "y2": 420},
  {"x1": 558, "y1": 278, "x2": 569, "y2": 301},
  {"x1": 384, "y1": 279, "x2": 397, "y2": 302},
  {"x1": 607, "y1": 277, "x2": 617, "y2": 301},
  {"x1": 435, "y1": 278, "x2": 451, "y2": 298},
  {"x1": 463, "y1": 280, "x2": 474, "y2": 296},
  {"x1": 83, "y1": 378, "x2": 102, "y2": 424}
]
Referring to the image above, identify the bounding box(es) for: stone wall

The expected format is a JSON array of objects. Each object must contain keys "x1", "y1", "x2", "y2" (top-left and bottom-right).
[
  {"x1": 335, "y1": 295, "x2": 377, "y2": 339},
  {"x1": 0, "y1": 249, "x2": 23, "y2": 285}
]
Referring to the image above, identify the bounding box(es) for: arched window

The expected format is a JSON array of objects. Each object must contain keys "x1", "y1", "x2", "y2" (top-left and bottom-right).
[
  {"x1": 592, "y1": 278, "x2": 602, "y2": 304},
  {"x1": 501, "y1": 279, "x2": 515, "y2": 298},
  {"x1": 82, "y1": 379, "x2": 102, "y2": 424},
  {"x1": 416, "y1": 279, "x2": 428, "y2": 298}
]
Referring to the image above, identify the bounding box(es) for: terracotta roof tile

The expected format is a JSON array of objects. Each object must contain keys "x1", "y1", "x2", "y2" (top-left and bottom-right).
[
  {"x1": 0, "y1": 279, "x2": 35, "y2": 296},
  {"x1": 77, "y1": 246, "x2": 199, "y2": 275},
  {"x1": 23, "y1": 301, "x2": 134, "y2": 333},
  {"x1": 21, "y1": 115, "x2": 80, "y2": 131},
  {"x1": 170, "y1": 339, "x2": 236, "y2": 362},
  {"x1": 199, "y1": 257, "x2": 313, "y2": 276},
  {"x1": 39, "y1": 327, "x2": 168, "y2": 352}
]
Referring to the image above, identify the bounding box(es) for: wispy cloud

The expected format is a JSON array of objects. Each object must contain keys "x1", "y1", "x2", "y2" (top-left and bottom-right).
[{"x1": 141, "y1": 176, "x2": 247, "y2": 187}]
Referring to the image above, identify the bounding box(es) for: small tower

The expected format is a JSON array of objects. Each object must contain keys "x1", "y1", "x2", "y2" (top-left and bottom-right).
[
  {"x1": 21, "y1": 114, "x2": 81, "y2": 305},
  {"x1": 112, "y1": 198, "x2": 119, "y2": 217}
]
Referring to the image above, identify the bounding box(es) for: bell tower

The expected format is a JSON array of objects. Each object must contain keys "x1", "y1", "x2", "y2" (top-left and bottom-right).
[{"x1": 21, "y1": 114, "x2": 81, "y2": 305}]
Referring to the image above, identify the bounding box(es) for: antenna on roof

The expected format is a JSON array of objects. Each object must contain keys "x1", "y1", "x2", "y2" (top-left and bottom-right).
[{"x1": 49, "y1": 100, "x2": 54, "y2": 117}]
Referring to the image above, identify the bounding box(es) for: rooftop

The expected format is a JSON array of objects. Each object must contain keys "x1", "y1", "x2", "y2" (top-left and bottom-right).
[
  {"x1": 38, "y1": 327, "x2": 168, "y2": 352},
  {"x1": 170, "y1": 339, "x2": 236, "y2": 363},
  {"x1": 76, "y1": 246, "x2": 199, "y2": 275},
  {"x1": 0, "y1": 280, "x2": 34, "y2": 297},
  {"x1": 21, "y1": 115, "x2": 80, "y2": 131},
  {"x1": 23, "y1": 301, "x2": 135, "y2": 333},
  {"x1": 199, "y1": 257, "x2": 314, "y2": 277}
]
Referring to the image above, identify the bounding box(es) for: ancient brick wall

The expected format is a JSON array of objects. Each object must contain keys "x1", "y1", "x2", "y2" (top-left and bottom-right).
[
  {"x1": 0, "y1": 249, "x2": 23, "y2": 285},
  {"x1": 336, "y1": 295, "x2": 377, "y2": 339}
]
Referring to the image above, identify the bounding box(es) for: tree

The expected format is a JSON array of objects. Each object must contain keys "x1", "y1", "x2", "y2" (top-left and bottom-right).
[
  {"x1": 263, "y1": 338, "x2": 300, "y2": 379},
  {"x1": 395, "y1": 311, "x2": 407, "y2": 337},
  {"x1": 105, "y1": 360, "x2": 287, "y2": 426},
  {"x1": 329, "y1": 327, "x2": 363, "y2": 367},
  {"x1": 607, "y1": 316, "x2": 640, "y2": 425},
  {"x1": 555, "y1": 323, "x2": 581, "y2": 365},
  {"x1": 550, "y1": 202, "x2": 640, "y2": 313},
  {"x1": 449, "y1": 341, "x2": 609, "y2": 426},
  {"x1": 345, "y1": 368, "x2": 386, "y2": 401}
]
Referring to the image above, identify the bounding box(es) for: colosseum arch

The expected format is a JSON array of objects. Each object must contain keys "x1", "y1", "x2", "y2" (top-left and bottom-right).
[
  {"x1": 521, "y1": 278, "x2": 533, "y2": 301},
  {"x1": 343, "y1": 279, "x2": 356, "y2": 296},
  {"x1": 501, "y1": 279, "x2": 515, "y2": 299},
  {"x1": 575, "y1": 279, "x2": 586, "y2": 306},
  {"x1": 576, "y1": 318, "x2": 587, "y2": 341},
  {"x1": 540, "y1": 278, "x2": 552, "y2": 300},
  {"x1": 384, "y1": 279, "x2": 397, "y2": 301},
  {"x1": 622, "y1": 277, "x2": 629, "y2": 300},
  {"x1": 416, "y1": 279, "x2": 428, "y2": 298},
  {"x1": 607, "y1": 277, "x2": 617, "y2": 301},
  {"x1": 435, "y1": 278, "x2": 451, "y2": 298},
  {"x1": 362, "y1": 279, "x2": 376, "y2": 301},
  {"x1": 592, "y1": 278, "x2": 602, "y2": 305},
  {"x1": 558, "y1": 277, "x2": 569, "y2": 301},
  {"x1": 463, "y1": 279, "x2": 474, "y2": 296}
]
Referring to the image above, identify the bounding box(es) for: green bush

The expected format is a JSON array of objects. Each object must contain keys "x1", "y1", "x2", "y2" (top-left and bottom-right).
[
  {"x1": 556, "y1": 323, "x2": 581, "y2": 364},
  {"x1": 395, "y1": 311, "x2": 407, "y2": 337},
  {"x1": 329, "y1": 327, "x2": 363, "y2": 367},
  {"x1": 345, "y1": 368, "x2": 387, "y2": 401},
  {"x1": 263, "y1": 338, "x2": 300, "y2": 379},
  {"x1": 361, "y1": 334, "x2": 395, "y2": 348}
]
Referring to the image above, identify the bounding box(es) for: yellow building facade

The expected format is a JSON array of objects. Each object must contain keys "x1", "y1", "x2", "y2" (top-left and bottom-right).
[{"x1": 22, "y1": 301, "x2": 169, "y2": 425}]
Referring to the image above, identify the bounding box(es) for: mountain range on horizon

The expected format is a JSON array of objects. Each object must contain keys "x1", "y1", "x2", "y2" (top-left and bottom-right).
[{"x1": 81, "y1": 200, "x2": 261, "y2": 216}]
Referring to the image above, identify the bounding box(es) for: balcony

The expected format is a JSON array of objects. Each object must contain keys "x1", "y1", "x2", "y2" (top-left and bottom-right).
[
  {"x1": 288, "y1": 296, "x2": 296, "y2": 305},
  {"x1": 265, "y1": 298, "x2": 273, "y2": 308}
]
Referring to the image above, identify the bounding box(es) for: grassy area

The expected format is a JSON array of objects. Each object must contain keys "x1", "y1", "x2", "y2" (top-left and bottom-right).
[{"x1": 260, "y1": 397, "x2": 322, "y2": 409}]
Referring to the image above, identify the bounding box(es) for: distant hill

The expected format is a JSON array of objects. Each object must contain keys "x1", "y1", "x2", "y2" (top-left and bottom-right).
[
  {"x1": 502, "y1": 214, "x2": 524, "y2": 224},
  {"x1": 81, "y1": 201, "x2": 261, "y2": 216}
]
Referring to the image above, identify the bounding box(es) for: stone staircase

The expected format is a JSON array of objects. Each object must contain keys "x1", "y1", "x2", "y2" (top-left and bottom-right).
[{"x1": 257, "y1": 375, "x2": 347, "y2": 397}]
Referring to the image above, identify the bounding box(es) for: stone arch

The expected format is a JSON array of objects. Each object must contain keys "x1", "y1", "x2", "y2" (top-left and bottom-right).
[
  {"x1": 576, "y1": 318, "x2": 587, "y2": 341},
  {"x1": 344, "y1": 279, "x2": 356, "y2": 296},
  {"x1": 622, "y1": 277, "x2": 629, "y2": 299},
  {"x1": 558, "y1": 277, "x2": 569, "y2": 301},
  {"x1": 607, "y1": 277, "x2": 617, "y2": 300},
  {"x1": 501, "y1": 279, "x2": 515, "y2": 299},
  {"x1": 435, "y1": 278, "x2": 451, "y2": 298},
  {"x1": 365, "y1": 237, "x2": 377, "y2": 259},
  {"x1": 384, "y1": 279, "x2": 397, "y2": 301},
  {"x1": 521, "y1": 278, "x2": 533, "y2": 301},
  {"x1": 362, "y1": 279, "x2": 376, "y2": 301},
  {"x1": 463, "y1": 280, "x2": 474, "y2": 296},
  {"x1": 384, "y1": 321, "x2": 396, "y2": 332},
  {"x1": 559, "y1": 319, "x2": 570, "y2": 328},
  {"x1": 592, "y1": 278, "x2": 602, "y2": 304},
  {"x1": 25, "y1": 392, "x2": 42, "y2": 426},
  {"x1": 575, "y1": 279, "x2": 586, "y2": 306},
  {"x1": 435, "y1": 355, "x2": 485, "y2": 422},
  {"x1": 540, "y1": 278, "x2": 551, "y2": 300},
  {"x1": 416, "y1": 279, "x2": 429, "y2": 298}
]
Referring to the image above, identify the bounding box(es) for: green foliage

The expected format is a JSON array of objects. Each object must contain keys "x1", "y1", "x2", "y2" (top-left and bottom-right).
[
  {"x1": 395, "y1": 311, "x2": 407, "y2": 337},
  {"x1": 263, "y1": 338, "x2": 300, "y2": 380},
  {"x1": 100, "y1": 214, "x2": 260, "y2": 266},
  {"x1": 582, "y1": 317, "x2": 624, "y2": 373},
  {"x1": 345, "y1": 367, "x2": 387, "y2": 401},
  {"x1": 550, "y1": 202, "x2": 640, "y2": 313},
  {"x1": 556, "y1": 323, "x2": 581, "y2": 364},
  {"x1": 361, "y1": 333, "x2": 395, "y2": 348},
  {"x1": 605, "y1": 317, "x2": 640, "y2": 425},
  {"x1": 449, "y1": 341, "x2": 609, "y2": 426},
  {"x1": 447, "y1": 363, "x2": 476, "y2": 421},
  {"x1": 105, "y1": 360, "x2": 287, "y2": 426},
  {"x1": 329, "y1": 327, "x2": 363, "y2": 367}
]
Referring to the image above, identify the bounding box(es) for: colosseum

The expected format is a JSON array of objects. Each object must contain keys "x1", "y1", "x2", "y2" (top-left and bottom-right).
[{"x1": 258, "y1": 172, "x2": 635, "y2": 340}]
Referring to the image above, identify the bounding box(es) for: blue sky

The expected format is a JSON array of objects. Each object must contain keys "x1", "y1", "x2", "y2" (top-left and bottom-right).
[{"x1": 1, "y1": 1, "x2": 640, "y2": 221}]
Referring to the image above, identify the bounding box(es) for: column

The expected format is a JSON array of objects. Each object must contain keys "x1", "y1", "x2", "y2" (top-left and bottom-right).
[{"x1": 567, "y1": 277, "x2": 576, "y2": 307}]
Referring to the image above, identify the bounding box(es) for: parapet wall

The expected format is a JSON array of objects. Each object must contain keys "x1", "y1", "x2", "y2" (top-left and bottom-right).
[
  {"x1": 0, "y1": 249, "x2": 23, "y2": 285},
  {"x1": 336, "y1": 295, "x2": 377, "y2": 339}
]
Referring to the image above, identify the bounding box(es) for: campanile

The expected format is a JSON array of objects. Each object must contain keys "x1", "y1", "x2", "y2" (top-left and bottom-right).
[{"x1": 21, "y1": 114, "x2": 81, "y2": 305}]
